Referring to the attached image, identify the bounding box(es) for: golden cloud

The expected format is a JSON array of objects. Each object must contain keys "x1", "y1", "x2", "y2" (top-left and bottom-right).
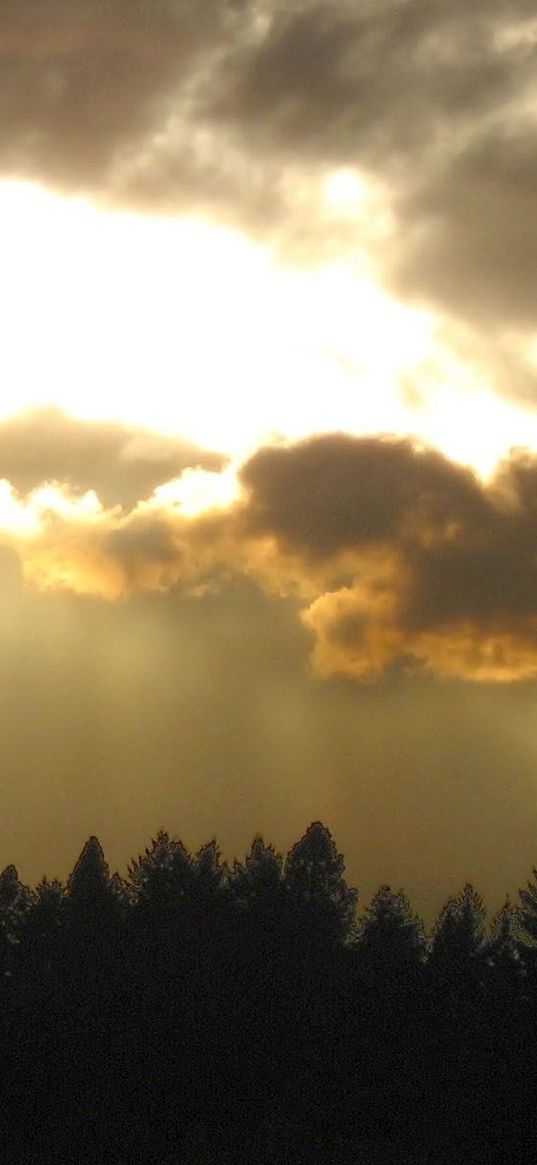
[{"x1": 4, "y1": 425, "x2": 537, "y2": 683}]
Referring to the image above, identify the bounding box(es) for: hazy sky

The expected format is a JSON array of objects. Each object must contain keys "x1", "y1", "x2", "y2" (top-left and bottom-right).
[{"x1": 2, "y1": 0, "x2": 537, "y2": 916}]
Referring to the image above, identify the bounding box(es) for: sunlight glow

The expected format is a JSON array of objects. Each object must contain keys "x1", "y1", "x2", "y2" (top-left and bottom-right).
[
  {"x1": 0, "y1": 481, "x2": 39, "y2": 536},
  {"x1": 323, "y1": 168, "x2": 368, "y2": 209},
  {"x1": 28, "y1": 485, "x2": 103, "y2": 522},
  {"x1": 152, "y1": 466, "x2": 241, "y2": 517},
  {"x1": 0, "y1": 178, "x2": 535, "y2": 481},
  {"x1": 0, "y1": 480, "x2": 105, "y2": 540}
]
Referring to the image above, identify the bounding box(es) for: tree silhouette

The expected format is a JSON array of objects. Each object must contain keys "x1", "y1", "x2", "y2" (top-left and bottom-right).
[
  {"x1": 67, "y1": 835, "x2": 125, "y2": 910},
  {"x1": 0, "y1": 864, "x2": 31, "y2": 981},
  {"x1": 429, "y1": 882, "x2": 486, "y2": 973},
  {"x1": 518, "y1": 867, "x2": 537, "y2": 949},
  {"x1": 17, "y1": 876, "x2": 66, "y2": 983},
  {"x1": 64, "y1": 835, "x2": 126, "y2": 993},
  {"x1": 481, "y1": 899, "x2": 528, "y2": 1123},
  {"x1": 195, "y1": 839, "x2": 228, "y2": 898},
  {"x1": 127, "y1": 829, "x2": 197, "y2": 1011},
  {"x1": 357, "y1": 885, "x2": 426, "y2": 981},
  {"x1": 230, "y1": 835, "x2": 284, "y2": 932},
  {"x1": 424, "y1": 883, "x2": 490, "y2": 1146},
  {"x1": 284, "y1": 821, "x2": 357, "y2": 950},
  {"x1": 486, "y1": 900, "x2": 526, "y2": 984},
  {"x1": 2, "y1": 822, "x2": 537, "y2": 1161},
  {"x1": 129, "y1": 830, "x2": 194, "y2": 907}
]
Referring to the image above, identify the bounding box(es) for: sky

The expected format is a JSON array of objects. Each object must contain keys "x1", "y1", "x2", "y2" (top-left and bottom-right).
[{"x1": 2, "y1": 0, "x2": 537, "y2": 917}]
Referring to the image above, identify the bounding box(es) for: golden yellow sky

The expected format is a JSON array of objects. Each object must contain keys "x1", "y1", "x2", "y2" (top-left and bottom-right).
[{"x1": 3, "y1": 0, "x2": 537, "y2": 917}]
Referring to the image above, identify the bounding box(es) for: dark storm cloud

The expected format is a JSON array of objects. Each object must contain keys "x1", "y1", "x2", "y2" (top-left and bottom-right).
[
  {"x1": 3, "y1": 0, "x2": 537, "y2": 337},
  {"x1": 0, "y1": 408, "x2": 225, "y2": 508}
]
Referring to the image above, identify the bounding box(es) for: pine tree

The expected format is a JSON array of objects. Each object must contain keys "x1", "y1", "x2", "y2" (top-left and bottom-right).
[
  {"x1": 518, "y1": 868, "x2": 537, "y2": 947},
  {"x1": 67, "y1": 836, "x2": 125, "y2": 918},
  {"x1": 230, "y1": 836, "x2": 284, "y2": 913},
  {"x1": 128, "y1": 830, "x2": 195, "y2": 916},
  {"x1": 486, "y1": 900, "x2": 526, "y2": 981},
  {"x1": 194, "y1": 840, "x2": 228, "y2": 904},
  {"x1": 427, "y1": 882, "x2": 488, "y2": 1035},
  {"x1": 358, "y1": 885, "x2": 426, "y2": 983},
  {"x1": 429, "y1": 883, "x2": 486, "y2": 971},
  {"x1": 19, "y1": 877, "x2": 66, "y2": 974},
  {"x1": 284, "y1": 822, "x2": 357, "y2": 949},
  {"x1": 0, "y1": 864, "x2": 32, "y2": 981},
  {"x1": 64, "y1": 837, "x2": 126, "y2": 999}
]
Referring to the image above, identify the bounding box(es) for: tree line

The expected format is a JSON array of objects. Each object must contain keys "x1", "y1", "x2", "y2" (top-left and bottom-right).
[{"x1": 1, "y1": 822, "x2": 536, "y2": 1162}]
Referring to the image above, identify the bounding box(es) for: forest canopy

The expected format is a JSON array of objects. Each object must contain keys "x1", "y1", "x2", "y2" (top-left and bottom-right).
[{"x1": 2, "y1": 821, "x2": 537, "y2": 1162}]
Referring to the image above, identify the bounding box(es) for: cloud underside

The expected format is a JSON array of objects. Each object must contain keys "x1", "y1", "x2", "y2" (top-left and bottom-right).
[
  {"x1": 0, "y1": 408, "x2": 226, "y2": 508},
  {"x1": 3, "y1": 416, "x2": 537, "y2": 684},
  {"x1": 2, "y1": 0, "x2": 537, "y2": 348}
]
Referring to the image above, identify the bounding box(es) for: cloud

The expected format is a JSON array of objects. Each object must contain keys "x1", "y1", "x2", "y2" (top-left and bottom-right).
[
  {"x1": 218, "y1": 0, "x2": 537, "y2": 333},
  {"x1": 0, "y1": 482, "x2": 236, "y2": 600},
  {"x1": 240, "y1": 434, "x2": 537, "y2": 682},
  {"x1": 3, "y1": 0, "x2": 537, "y2": 348},
  {"x1": 390, "y1": 128, "x2": 537, "y2": 329},
  {"x1": 0, "y1": 0, "x2": 228, "y2": 192},
  {"x1": 240, "y1": 434, "x2": 489, "y2": 559},
  {"x1": 6, "y1": 425, "x2": 537, "y2": 682},
  {"x1": 0, "y1": 408, "x2": 225, "y2": 508}
]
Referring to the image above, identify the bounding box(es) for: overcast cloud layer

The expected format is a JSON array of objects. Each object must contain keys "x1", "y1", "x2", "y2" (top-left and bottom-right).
[{"x1": 3, "y1": 0, "x2": 537, "y2": 373}]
